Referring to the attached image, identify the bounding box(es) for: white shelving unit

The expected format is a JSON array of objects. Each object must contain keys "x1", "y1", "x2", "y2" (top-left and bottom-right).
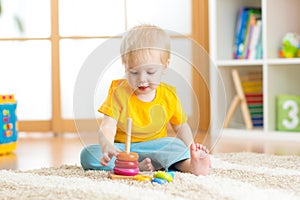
[{"x1": 209, "y1": 0, "x2": 300, "y2": 143}]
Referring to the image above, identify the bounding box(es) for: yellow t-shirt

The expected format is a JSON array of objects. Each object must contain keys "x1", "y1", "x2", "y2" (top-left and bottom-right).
[{"x1": 98, "y1": 79, "x2": 187, "y2": 143}]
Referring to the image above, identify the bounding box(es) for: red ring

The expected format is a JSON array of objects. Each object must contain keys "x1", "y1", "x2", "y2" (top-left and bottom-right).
[
  {"x1": 117, "y1": 152, "x2": 139, "y2": 161},
  {"x1": 114, "y1": 167, "x2": 139, "y2": 176},
  {"x1": 114, "y1": 160, "x2": 139, "y2": 169}
]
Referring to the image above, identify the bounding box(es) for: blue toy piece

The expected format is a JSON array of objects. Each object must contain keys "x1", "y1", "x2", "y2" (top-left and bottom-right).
[
  {"x1": 151, "y1": 178, "x2": 168, "y2": 184},
  {"x1": 167, "y1": 171, "x2": 175, "y2": 179},
  {"x1": 0, "y1": 95, "x2": 18, "y2": 155}
]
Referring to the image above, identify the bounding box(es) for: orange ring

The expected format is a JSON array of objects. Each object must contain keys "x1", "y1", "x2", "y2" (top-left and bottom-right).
[{"x1": 117, "y1": 152, "x2": 139, "y2": 161}]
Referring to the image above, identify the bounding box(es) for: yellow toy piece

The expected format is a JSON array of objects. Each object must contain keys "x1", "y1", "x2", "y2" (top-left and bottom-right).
[
  {"x1": 153, "y1": 171, "x2": 173, "y2": 182},
  {"x1": 133, "y1": 174, "x2": 153, "y2": 182},
  {"x1": 109, "y1": 173, "x2": 153, "y2": 182},
  {"x1": 0, "y1": 142, "x2": 17, "y2": 155},
  {"x1": 0, "y1": 95, "x2": 15, "y2": 104}
]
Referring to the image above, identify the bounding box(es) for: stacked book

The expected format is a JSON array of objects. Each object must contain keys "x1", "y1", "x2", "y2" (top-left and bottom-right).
[
  {"x1": 241, "y1": 72, "x2": 263, "y2": 127},
  {"x1": 233, "y1": 7, "x2": 262, "y2": 60}
]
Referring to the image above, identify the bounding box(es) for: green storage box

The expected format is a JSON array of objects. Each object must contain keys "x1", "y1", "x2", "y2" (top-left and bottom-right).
[{"x1": 276, "y1": 95, "x2": 300, "y2": 131}]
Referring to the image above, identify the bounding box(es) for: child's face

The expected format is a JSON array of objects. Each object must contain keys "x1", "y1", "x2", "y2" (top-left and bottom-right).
[{"x1": 125, "y1": 52, "x2": 169, "y2": 95}]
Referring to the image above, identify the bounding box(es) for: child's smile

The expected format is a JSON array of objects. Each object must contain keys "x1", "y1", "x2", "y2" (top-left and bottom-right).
[
  {"x1": 127, "y1": 64, "x2": 164, "y2": 95},
  {"x1": 125, "y1": 51, "x2": 169, "y2": 99},
  {"x1": 138, "y1": 86, "x2": 149, "y2": 91}
]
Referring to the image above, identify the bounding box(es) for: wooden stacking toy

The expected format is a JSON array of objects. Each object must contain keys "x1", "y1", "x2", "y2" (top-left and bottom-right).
[
  {"x1": 113, "y1": 118, "x2": 140, "y2": 176},
  {"x1": 109, "y1": 118, "x2": 175, "y2": 184}
]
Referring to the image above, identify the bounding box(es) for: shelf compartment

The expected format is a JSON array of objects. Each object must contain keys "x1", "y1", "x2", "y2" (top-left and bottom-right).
[
  {"x1": 267, "y1": 64, "x2": 300, "y2": 132},
  {"x1": 218, "y1": 65, "x2": 263, "y2": 129},
  {"x1": 265, "y1": 0, "x2": 300, "y2": 59}
]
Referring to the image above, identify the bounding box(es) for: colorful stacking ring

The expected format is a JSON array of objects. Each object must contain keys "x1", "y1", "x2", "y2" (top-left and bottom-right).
[
  {"x1": 114, "y1": 167, "x2": 139, "y2": 176},
  {"x1": 115, "y1": 160, "x2": 139, "y2": 168},
  {"x1": 153, "y1": 171, "x2": 173, "y2": 182},
  {"x1": 116, "y1": 152, "x2": 139, "y2": 161}
]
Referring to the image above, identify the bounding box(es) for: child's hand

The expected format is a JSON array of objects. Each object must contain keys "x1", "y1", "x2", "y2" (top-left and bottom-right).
[{"x1": 100, "y1": 145, "x2": 120, "y2": 166}]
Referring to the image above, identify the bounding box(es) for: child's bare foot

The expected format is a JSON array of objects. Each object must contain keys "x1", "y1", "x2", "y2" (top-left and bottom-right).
[
  {"x1": 190, "y1": 143, "x2": 211, "y2": 176},
  {"x1": 139, "y1": 158, "x2": 155, "y2": 171}
]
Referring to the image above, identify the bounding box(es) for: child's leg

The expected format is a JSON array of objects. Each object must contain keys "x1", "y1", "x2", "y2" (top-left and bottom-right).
[
  {"x1": 80, "y1": 144, "x2": 124, "y2": 170},
  {"x1": 131, "y1": 137, "x2": 190, "y2": 171},
  {"x1": 174, "y1": 143, "x2": 210, "y2": 176}
]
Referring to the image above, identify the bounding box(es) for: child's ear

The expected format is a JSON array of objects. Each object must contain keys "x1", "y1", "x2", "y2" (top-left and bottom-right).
[
  {"x1": 164, "y1": 59, "x2": 170, "y2": 68},
  {"x1": 162, "y1": 59, "x2": 170, "y2": 74}
]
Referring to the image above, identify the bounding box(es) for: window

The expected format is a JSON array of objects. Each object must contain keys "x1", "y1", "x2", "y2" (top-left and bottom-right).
[
  {"x1": 0, "y1": 0, "x2": 51, "y2": 121},
  {"x1": 59, "y1": 0, "x2": 191, "y2": 122},
  {"x1": 0, "y1": 0, "x2": 196, "y2": 132}
]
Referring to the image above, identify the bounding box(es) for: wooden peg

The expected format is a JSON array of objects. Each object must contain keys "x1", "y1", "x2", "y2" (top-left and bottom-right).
[{"x1": 125, "y1": 118, "x2": 132, "y2": 153}]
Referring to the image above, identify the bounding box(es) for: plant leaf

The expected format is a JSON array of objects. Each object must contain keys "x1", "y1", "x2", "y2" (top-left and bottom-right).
[{"x1": 0, "y1": 0, "x2": 2, "y2": 17}]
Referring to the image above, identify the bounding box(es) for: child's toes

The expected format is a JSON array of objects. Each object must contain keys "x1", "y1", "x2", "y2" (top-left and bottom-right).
[{"x1": 190, "y1": 143, "x2": 197, "y2": 151}]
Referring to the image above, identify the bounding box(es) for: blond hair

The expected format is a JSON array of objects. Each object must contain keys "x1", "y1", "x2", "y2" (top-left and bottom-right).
[{"x1": 120, "y1": 25, "x2": 170, "y2": 67}]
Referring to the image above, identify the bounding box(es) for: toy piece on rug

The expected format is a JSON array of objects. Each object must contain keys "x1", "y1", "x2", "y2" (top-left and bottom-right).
[
  {"x1": 109, "y1": 173, "x2": 152, "y2": 182},
  {"x1": 151, "y1": 171, "x2": 174, "y2": 184},
  {"x1": 109, "y1": 171, "x2": 175, "y2": 184}
]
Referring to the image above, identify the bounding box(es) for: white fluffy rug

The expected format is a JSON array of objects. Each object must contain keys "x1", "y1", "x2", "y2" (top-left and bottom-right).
[{"x1": 1, "y1": 152, "x2": 299, "y2": 200}]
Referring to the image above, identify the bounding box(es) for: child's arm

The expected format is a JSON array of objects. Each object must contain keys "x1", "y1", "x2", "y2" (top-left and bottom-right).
[
  {"x1": 172, "y1": 122, "x2": 194, "y2": 147},
  {"x1": 98, "y1": 115, "x2": 121, "y2": 166}
]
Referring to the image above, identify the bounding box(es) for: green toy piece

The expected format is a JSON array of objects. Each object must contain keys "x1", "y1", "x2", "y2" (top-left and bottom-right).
[
  {"x1": 153, "y1": 171, "x2": 173, "y2": 182},
  {"x1": 280, "y1": 32, "x2": 299, "y2": 58}
]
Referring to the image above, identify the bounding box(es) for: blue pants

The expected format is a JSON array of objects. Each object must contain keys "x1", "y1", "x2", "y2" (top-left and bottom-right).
[{"x1": 80, "y1": 137, "x2": 190, "y2": 171}]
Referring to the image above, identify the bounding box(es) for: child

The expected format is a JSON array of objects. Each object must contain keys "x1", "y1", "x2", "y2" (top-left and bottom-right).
[{"x1": 80, "y1": 25, "x2": 210, "y2": 176}]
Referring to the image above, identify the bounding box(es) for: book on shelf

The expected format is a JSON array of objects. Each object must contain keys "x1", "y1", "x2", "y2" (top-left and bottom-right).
[
  {"x1": 233, "y1": 7, "x2": 249, "y2": 59},
  {"x1": 248, "y1": 20, "x2": 262, "y2": 59},
  {"x1": 233, "y1": 7, "x2": 262, "y2": 60}
]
